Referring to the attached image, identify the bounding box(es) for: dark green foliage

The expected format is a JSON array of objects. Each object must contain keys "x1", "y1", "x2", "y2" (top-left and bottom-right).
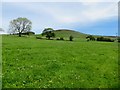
[
  {"x1": 36, "y1": 36, "x2": 42, "y2": 39},
  {"x1": 60, "y1": 37, "x2": 64, "y2": 40},
  {"x1": 69, "y1": 35, "x2": 73, "y2": 41},
  {"x1": 21, "y1": 31, "x2": 35, "y2": 35},
  {"x1": 56, "y1": 38, "x2": 60, "y2": 40},
  {"x1": 86, "y1": 35, "x2": 95, "y2": 41},
  {"x1": 86, "y1": 38, "x2": 90, "y2": 42},
  {"x1": 42, "y1": 28, "x2": 55, "y2": 40},
  {"x1": 56, "y1": 37, "x2": 64, "y2": 40},
  {"x1": 26, "y1": 31, "x2": 35, "y2": 35},
  {"x1": 117, "y1": 37, "x2": 120, "y2": 42},
  {"x1": 97, "y1": 37, "x2": 114, "y2": 42}
]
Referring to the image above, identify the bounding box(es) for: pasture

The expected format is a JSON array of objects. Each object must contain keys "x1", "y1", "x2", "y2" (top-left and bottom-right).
[{"x1": 2, "y1": 35, "x2": 118, "y2": 88}]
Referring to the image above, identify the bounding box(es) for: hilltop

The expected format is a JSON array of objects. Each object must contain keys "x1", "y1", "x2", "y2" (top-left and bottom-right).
[
  {"x1": 53, "y1": 29, "x2": 88, "y2": 38},
  {"x1": 53, "y1": 29, "x2": 117, "y2": 39}
]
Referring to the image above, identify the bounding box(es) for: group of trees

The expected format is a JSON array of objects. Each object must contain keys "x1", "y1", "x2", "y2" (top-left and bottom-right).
[
  {"x1": 86, "y1": 35, "x2": 95, "y2": 41},
  {"x1": 86, "y1": 35, "x2": 114, "y2": 42},
  {"x1": 9, "y1": 17, "x2": 73, "y2": 41},
  {"x1": 96, "y1": 37, "x2": 114, "y2": 42}
]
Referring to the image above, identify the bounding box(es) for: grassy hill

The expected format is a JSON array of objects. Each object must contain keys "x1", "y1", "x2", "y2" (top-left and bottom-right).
[
  {"x1": 54, "y1": 29, "x2": 88, "y2": 38},
  {"x1": 37, "y1": 29, "x2": 116, "y2": 41},
  {"x1": 36, "y1": 29, "x2": 88, "y2": 42},
  {"x1": 40, "y1": 29, "x2": 116, "y2": 40}
]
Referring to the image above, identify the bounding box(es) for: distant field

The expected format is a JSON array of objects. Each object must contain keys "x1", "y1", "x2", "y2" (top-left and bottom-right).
[{"x1": 2, "y1": 35, "x2": 118, "y2": 88}]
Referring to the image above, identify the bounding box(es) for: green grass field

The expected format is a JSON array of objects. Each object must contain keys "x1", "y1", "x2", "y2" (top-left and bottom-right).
[{"x1": 2, "y1": 34, "x2": 118, "y2": 88}]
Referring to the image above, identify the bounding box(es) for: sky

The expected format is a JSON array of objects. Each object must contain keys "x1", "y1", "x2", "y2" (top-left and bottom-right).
[{"x1": 1, "y1": 0, "x2": 119, "y2": 36}]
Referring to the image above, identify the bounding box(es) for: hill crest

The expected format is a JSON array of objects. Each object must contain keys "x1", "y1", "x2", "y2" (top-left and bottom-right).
[{"x1": 54, "y1": 29, "x2": 87, "y2": 38}]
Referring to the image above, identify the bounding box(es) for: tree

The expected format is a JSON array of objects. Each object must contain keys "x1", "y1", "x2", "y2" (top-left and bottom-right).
[
  {"x1": 86, "y1": 35, "x2": 95, "y2": 41},
  {"x1": 97, "y1": 37, "x2": 114, "y2": 42},
  {"x1": 9, "y1": 17, "x2": 32, "y2": 37},
  {"x1": 42, "y1": 28, "x2": 55, "y2": 39}
]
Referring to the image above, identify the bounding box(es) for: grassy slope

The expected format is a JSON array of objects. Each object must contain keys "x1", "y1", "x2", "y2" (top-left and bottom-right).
[
  {"x1": 2, "y1": 35, "x2": 118, "y2": 88},
  {"x1": 38, "y1": 29, "x2": 116, "y2": 41},
  {"x1": 54, "y1": 29, "x2": 87, "y2": 38},
  {"x1": 37, "y1": 29, "x2": 88, "y2": 42}
]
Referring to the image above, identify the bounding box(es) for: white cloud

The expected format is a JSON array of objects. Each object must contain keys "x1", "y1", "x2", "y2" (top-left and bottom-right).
[
  {"x1": 2, "y1": 0, "x2": 120, "y2": 2},
  {"x1": 16, "y1": 2, "x2": 117, "y2": 25},
  {"x1": 2, "y1": 2, "x2": 118, "y2": 34},
  {"x1": 79, "y1": 3, "x2": 118, "y2": 23}
]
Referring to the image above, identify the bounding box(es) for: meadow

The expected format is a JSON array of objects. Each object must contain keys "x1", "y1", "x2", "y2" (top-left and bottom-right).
[{"x1": 2, "y1": 35, "x2": 118, "y2": 88}]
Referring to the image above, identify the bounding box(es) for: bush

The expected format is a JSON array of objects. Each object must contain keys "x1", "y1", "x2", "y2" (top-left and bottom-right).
[
  {"x1": 117, "y1": 37, "x2": 120, "y2": 42},
  {"x1": 86, "y1": 35, "x2": 95, "y2": 41},
  {"x1": 86, "y1": 38, "x2": 90, "y2": 42},
  {"x1": 69, "y1": 35, "x2": 73, "y2": 41},
  {"x1": 97, "y1": 37, "x2": 114, "y2": 42},
  {"x1": 60, "y1": 37, "x2": 64, "y2": 40},
  {"x1": 36, "y1": 36, "x2": 42, "y2": 39},
  {"x1": 56, "y1": 38, "x2": 60, "y2": 40},
  {"x1": 56, "y1": 37, "x2": 64, "y2": 40}
]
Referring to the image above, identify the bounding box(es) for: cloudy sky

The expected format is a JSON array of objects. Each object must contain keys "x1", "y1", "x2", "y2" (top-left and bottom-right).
[{"x1": 1, "y1": 0, "x2": 119, "y2": 36}]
